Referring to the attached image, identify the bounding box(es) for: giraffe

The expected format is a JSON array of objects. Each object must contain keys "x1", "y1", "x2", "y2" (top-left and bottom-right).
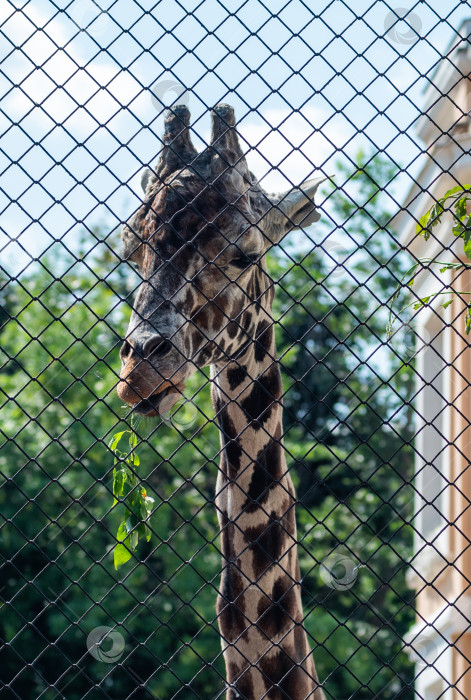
[{"x1": 117, "y1": 103, "x2": 326, "y2": 700}]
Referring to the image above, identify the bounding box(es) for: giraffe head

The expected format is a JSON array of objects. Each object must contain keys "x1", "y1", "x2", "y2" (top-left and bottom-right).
[{"x1": 117, "y1": 104, "x2": 324, "y2": 415}]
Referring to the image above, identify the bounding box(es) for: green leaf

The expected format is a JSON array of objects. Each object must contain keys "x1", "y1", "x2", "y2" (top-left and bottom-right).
[
  {"x1": 109, "y1": 376, "x2": 150, "y2": 561},
  {"x1": 116, "y1": 521, "x2": 128, "y2": 542},
  {"x1": 109, "y1": 431, "x2": 127, "y2": 451},
  {"x1": 412, "y1": 295, "x2": 432, "y2": 310},
  {"x1": 126, "y1": 515, "x2": 138, "y2": 534},
  {"x1": 139, "y1": 499, "x2": 148, "y2": 520},
  {"x1": 113, "y1": 467, "x2": 127, "y2": 499},
  {"x1": 413, "y1": 296, "x2": 431, "y2": 311},
  {"x1": 431, "y1": 202, "x2": 443, "y2": 219},
  {"x1": 441, "y1": 300, "x2": 453, "y2": 309},
  {"x1": 455, "y1": 197, "x2": 468, "y2": 220},
  {"x1": 439, "y1": 263, "x2": 463, "y2": 273},
  {"x1": 464, "y1": 236, "x2": 471, "y2": 260},
  {"x1": 417, "y1": 201, "x2": 446, "y2": 238},
  {"x1": 416, "y1": 212, "x2": 431, "y2": 236},
  {"x1": 137, "y1": 521, "x2": 152, "y2": 542},
  {"x1": 442, "y1": 185, "x2": 471, "y2": 199},
  {"x1": 114, "y1": 543, "x2": 132, "y2": 569},
  {"x1": 139, "y1": 494, "x2": 154, "y2": 520}
]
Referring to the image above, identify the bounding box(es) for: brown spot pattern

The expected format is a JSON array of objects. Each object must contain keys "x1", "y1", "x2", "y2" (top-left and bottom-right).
[
  {"x1": 256, "y1": 575, "x2": 297, "y2": 639},
  {"x1": 244, "y1": 429, "x2": 283, "y2": 512},
  {"x1": 259, "y1": 648, "x2": 310, "y2": 697},
  {"x1": 217, "y1": 562, "x2": 247, "y2": 642},
  {"x1": 218, "y1": 407, "x2": 243, "y2": 475},
  {"x1": 240, "y1": 365, "x2": 282, "y2": 429},
  {"x1": 245, "y1": 511, "x2": 287, "y2": 577},
  {"x1": 226, "y1": 364, "x2": 248, "y2": 390},
  {"x1": 254, "y1": 318, "x2": 273, "y2": 363}
]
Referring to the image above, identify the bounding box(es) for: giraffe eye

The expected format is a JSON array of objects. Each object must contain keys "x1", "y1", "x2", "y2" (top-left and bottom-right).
[{"x1": 231, "y1": 253, "x2": 259, "y2": 269}]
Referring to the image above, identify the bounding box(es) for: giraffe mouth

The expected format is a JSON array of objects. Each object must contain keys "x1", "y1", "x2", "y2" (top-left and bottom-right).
[
  {"x1": 133, "y1": 383, "x2": 184, "y2": 416},
  {"x1": 133, "y1": 390, "x2": 169, "y2": 416}
]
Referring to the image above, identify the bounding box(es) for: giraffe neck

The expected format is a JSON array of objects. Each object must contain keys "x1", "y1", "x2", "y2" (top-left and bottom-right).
[{"x1": 211, "y1": 321, "x2": 324, "y2": 700}]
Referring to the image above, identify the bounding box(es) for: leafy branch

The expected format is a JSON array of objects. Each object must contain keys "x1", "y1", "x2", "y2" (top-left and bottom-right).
[
  {"x1": 389, "y1": 185, "x2": 471, "y2": 335},
  {"x1": 108, "y1": 420, "x2": 154, "y2": 569},
  {"x1": 417, "y1": 184, "x2": 471, "y2": 246}
]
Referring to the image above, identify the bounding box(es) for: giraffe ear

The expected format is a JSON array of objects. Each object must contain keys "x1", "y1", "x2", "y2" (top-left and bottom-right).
[
  {"x1": 140, "y1": 168, "x2": 153, "y2": 192},
  {"x1": 258, "y1": 176, "x2": 327, "y2": 245},
  {"x1": 121, "y1": 218, "x2": 144, "y2": 264}
]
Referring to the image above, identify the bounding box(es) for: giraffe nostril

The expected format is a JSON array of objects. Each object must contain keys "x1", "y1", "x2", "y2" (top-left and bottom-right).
[
  {"x1": 120, "y1": 340, "x2": 132, "y2": 361},
  {"x1": 144, "y1": 335, "x2": 172, "y2": 358}
]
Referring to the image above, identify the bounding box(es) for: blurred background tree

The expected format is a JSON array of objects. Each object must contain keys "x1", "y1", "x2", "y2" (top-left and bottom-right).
[{"x1": 0, "y1": 150, "x2": 414, "y2": 699}]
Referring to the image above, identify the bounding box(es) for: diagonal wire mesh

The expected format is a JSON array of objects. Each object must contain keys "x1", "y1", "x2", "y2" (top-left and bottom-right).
[{"x1": 2, "y1": 1, "x2": 471, "y2": 698}]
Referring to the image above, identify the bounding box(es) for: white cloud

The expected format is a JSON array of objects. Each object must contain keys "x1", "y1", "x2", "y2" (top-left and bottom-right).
[
  {"x1": 238, "y1": 107, "x2": 356, "y2": 191},
  {"x1": 4, "y1": 2, "x2": 140, "y2": 139}
]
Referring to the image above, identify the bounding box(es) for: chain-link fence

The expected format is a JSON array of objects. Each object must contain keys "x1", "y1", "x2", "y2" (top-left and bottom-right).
[{"x1": 2, "y1": 2, "x2": 471, "y2": 699}]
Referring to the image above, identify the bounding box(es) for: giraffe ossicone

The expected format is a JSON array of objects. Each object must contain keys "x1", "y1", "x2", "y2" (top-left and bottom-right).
[{"x1": 117, "y1": 104, "x2": 326, "y2": 699}]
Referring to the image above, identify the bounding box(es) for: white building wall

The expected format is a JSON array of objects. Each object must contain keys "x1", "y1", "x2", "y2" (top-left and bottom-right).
[{"x1": 399, "y1": 22, "x2": 471, "y2": 699}]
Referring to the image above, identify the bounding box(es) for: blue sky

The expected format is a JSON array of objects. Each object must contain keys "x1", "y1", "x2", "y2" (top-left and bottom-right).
[{"x1": 1, "y1": 0, "x2": 470, "y2": 274}]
